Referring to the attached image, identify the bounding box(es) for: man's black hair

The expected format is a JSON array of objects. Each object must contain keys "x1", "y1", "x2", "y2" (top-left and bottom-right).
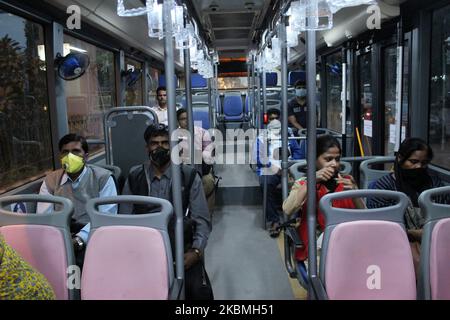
[
  {"x1": 176, "y1": 108, "x2": 187, "y2": 120},
  {"x1": 156, "y1": 86, "x2": 166, "y2": 95},
  {"x1": 267, "y1": 108, "x2": 281, "y2": 117},
  {"x1": 58, "y1": 133, "x2": 88, "y2": 153},
  {"x1": 294, "y1": 80, "x2": 306, "y2": 87},
  {"x1": 144, "y1": 123, "x2": 169, "y2": 144}
]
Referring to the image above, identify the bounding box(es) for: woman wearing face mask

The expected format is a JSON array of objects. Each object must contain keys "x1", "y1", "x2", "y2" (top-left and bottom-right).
[
  {"x1": 283, "y1": 135, "x2": 365, "y2": 263},
  {"x1": 253, "y1": 110, "x2": 303, "y2": 237},
  {"x1": 367, "y1": 138, "x2": 449, "y2": 275}
]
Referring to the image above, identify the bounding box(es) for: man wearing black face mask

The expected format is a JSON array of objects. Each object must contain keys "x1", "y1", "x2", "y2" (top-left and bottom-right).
[{"x1": 120, "y1": 124, "x2": 212, "y2": 300}]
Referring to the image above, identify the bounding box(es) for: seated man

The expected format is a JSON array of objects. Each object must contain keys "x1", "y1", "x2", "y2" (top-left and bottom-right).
[
  {"x1": 253, "y1": 108, "x2": 303, "y2": 237},
  {"x1": 37, "y1": 134, "x2": 118, "y2": 267},
  {"x1": 120, "y1": 124, "x2": 213, "y2": 300},
  {"x1": 176, "y1": 108, "x2": 216, "y2": 217}
]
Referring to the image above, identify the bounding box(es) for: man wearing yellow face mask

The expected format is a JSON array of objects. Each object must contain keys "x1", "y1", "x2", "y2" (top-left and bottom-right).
[{"x1": 37, "y1": 134, "x2": 118, "y2": 267}]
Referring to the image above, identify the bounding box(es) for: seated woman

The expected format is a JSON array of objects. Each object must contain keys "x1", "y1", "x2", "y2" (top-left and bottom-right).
[
  {"x1": 366, "y1": 138, "x2": 449, "y2": 275},
  {"x1": 0, "y1": 235, "x2": 55, "y2": 300},
  {"x1": 283, "y1": 135, "x2": 364, "y2": 263}
]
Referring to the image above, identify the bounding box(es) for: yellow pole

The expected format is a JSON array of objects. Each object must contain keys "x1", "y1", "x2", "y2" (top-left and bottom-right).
[{"x1": 355, "y1": 127, "x2": 365, "y2": 157}]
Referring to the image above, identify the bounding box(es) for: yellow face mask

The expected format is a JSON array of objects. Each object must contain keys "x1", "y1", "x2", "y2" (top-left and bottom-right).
[{"x1": 61, "y1": 152, "x2": 85, "y2": 174}]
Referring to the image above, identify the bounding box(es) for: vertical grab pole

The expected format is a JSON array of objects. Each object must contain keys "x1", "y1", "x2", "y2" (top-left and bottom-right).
[
  {"x1": 163, "y1": 0, "x2": 184, "y2": 298},
  {"x1": 306, "y1": 29, "x2": 318, "y2": 293},
  {"x1": 262, "y1": 69, "x2": 267, "y2": 128},
  {"x1": 280, "y1": 18, "x2": 289, "y2": 203},
  {"x1": 261, "y1": 68, "x2": 268, "y2": 229},
  {"x1": 214, "y1": 63, "x2": 219, "y2": 128},
  {"x1": 394, "y1": 20, "x2": 404, "y2": 152},
  {"x1": 341, "y1": 48, "x2": 347, "y2": 156},
  {"x1": 280, "y1": 14, "x2": 292, "y2": 285},
  {"x1": 251, "y1": 55, "x2": 257, "y2": 127},
  {"x1": 184, "y1": 46, "x2": 194, "y2": 165},
  {"x1": 256, "y1": 70, "x2": 262, "y2": 130}
]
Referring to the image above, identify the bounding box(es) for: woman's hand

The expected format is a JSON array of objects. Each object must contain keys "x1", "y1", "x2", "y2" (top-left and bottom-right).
[
  {"x1": 336, "y1": 174, "x2": 358, "y2": 190},
  {"x1": 316, "y1": 166, "x2": 336, "y2": 183}
]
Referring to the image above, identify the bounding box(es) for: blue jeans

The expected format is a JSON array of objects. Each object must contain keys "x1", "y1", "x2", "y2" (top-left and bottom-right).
[{"x1": 260, "y1": 174, "x2": 282, "y2": 224}]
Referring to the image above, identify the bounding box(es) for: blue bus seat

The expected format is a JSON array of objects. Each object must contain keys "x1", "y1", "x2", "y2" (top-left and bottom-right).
[
  {"x1": 222, "y1": 94, "x2": 244, "y2": 121},
  {"x1": 266, "y1": 72, "x2": 278, "y2": 87},
  {"x1": 288, "y1": 71, "x2": 305, "y2": 86},
  {"x1": 192, "y1": 103, "x2": 210, "y2": 130}
]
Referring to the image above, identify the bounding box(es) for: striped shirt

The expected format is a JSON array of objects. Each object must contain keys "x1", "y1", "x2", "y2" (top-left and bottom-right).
[{"x1": 367, "y1": 173, "x2": 449, "y2": 229}]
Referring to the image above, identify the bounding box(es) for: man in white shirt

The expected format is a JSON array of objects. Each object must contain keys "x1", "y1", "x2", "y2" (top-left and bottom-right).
[
  {"x1": 38, "y1": 134, "x2": 117, "y2": 267},
  {"x1": 176, "y1": 108, "x2": 216, "y2": 216},
  {"x1": 150, "y1": 86, "x2": 168, "y2": 125}
]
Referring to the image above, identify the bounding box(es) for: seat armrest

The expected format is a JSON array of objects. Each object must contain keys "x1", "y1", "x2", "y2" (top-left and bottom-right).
[
  {"x1": 285, "y1": 226, "x2": 303, "y2": 248},
  {"x1": 310, "y1": 276, "x2": 328, "y2": 300},
  {"x1": 169, "y1": 278, "x2": 183, "y2": 300}
]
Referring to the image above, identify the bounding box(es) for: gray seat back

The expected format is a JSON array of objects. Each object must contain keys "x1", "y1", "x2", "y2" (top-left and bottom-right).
[
  {"x1": 418, "y1": 186, "x2": 450, "y2": 300},
  {"x1": 0, "y1": 195, "x2": 76, "y2": 300},
  {"x1": 84, "y1": 195, "x2": 179, "y2": 299},
  {"x1": 104, "y1": 107, "x2": 158, "y2": 180},
  {"x1": 318, "y1": 190, "x2": 415, "y2": 299},
  {"x1": 359, "y1": 156, "x2": 395, "y2": 189},
  {"x1": 289, "y1": 160, "x2": 352, "y2": 181}
]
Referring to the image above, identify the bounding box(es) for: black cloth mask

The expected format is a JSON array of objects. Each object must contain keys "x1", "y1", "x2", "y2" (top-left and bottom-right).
[
  {"x1": 395, "y1": 165, "x2": 432, "y2": 207},
  {"x1": 150, "y1": 147, "x2": 171, "y2": 167},
  {"x1": 320, "y1": 172, "x2": 338, "y2": 193}
]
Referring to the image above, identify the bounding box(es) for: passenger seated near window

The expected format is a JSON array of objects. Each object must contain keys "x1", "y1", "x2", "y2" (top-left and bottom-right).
[
  {"x1": 282, "y1": 135, "x2": 364, "y2": 261},
  {"x1": 37, "y1": 134, "x2": 118, "y2": 268},
  {"x1": 0, "y1": 235, "x2": 55, "y2": 300},
  {"x1": 366, "y1": 138, "x2": 450, "y2": 276},
  {"x1": 253, "y1": 108, "x2": 303, "y2": 237},
  {"x1": 176, "y1": 108, "x2": 216, "y2": 217},
  {"x1": 120, "y1": 124, "x2": 213, "y2": 300}
]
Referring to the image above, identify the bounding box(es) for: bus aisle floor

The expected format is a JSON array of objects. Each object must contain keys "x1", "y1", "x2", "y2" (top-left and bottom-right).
[{"x1": 205, "y1": 204, "x2": 305, "y2": 300}]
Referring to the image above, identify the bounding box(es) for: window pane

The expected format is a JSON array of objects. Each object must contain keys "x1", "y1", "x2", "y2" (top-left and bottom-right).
[
  {"x1": 148, "y1": 67, "x2": 160, "y2": 107},
  {"x1": 384, "y1": 45, "x2": 398, "y2": 156},
  {"x1": 64, "y1": 34, "x2": 116, "y2": 155},
  {"x1": 0, "y1": 11, "x2": 52, "y2": 193},
  {"x1": 359, "y1": 53, "x2": 373, "y2": 156},
  {"x1": 124, "y1": 57, "x2": 143, "y2": 106},
  {"x1": 429, "y1": 5, "x2": 450, "y2": 169},
  {"x1": 326, "y1": 51, "x2": 343, "y2": 133}
]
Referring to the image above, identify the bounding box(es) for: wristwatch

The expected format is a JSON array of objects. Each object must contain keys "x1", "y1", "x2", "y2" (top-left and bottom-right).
[
  {"x1": 73, "y1": 236, "x2": 84, "y2": 251},
  {"x1": 192, "y1": 248, "x2": 202, "y2": 258}
]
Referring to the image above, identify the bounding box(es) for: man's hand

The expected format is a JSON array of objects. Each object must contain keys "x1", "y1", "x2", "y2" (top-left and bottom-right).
[{"x1": 184, "y1": 249, "x2": 201, "y2": 270}]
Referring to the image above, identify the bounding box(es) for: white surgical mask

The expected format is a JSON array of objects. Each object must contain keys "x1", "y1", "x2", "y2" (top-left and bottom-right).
[{"x1": 295, "y1": 88, "x2": 307, "y2": 98}]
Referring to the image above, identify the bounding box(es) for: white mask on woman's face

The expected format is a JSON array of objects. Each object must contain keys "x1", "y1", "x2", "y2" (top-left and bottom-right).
[{"x1": 267, "y1": 119, "x2": 282, "y2": 137}]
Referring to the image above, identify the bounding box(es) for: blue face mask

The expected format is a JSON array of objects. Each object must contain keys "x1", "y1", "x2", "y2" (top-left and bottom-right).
[{"x1": 295, "y1": 88, "x2": 307, "y2": 98}]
